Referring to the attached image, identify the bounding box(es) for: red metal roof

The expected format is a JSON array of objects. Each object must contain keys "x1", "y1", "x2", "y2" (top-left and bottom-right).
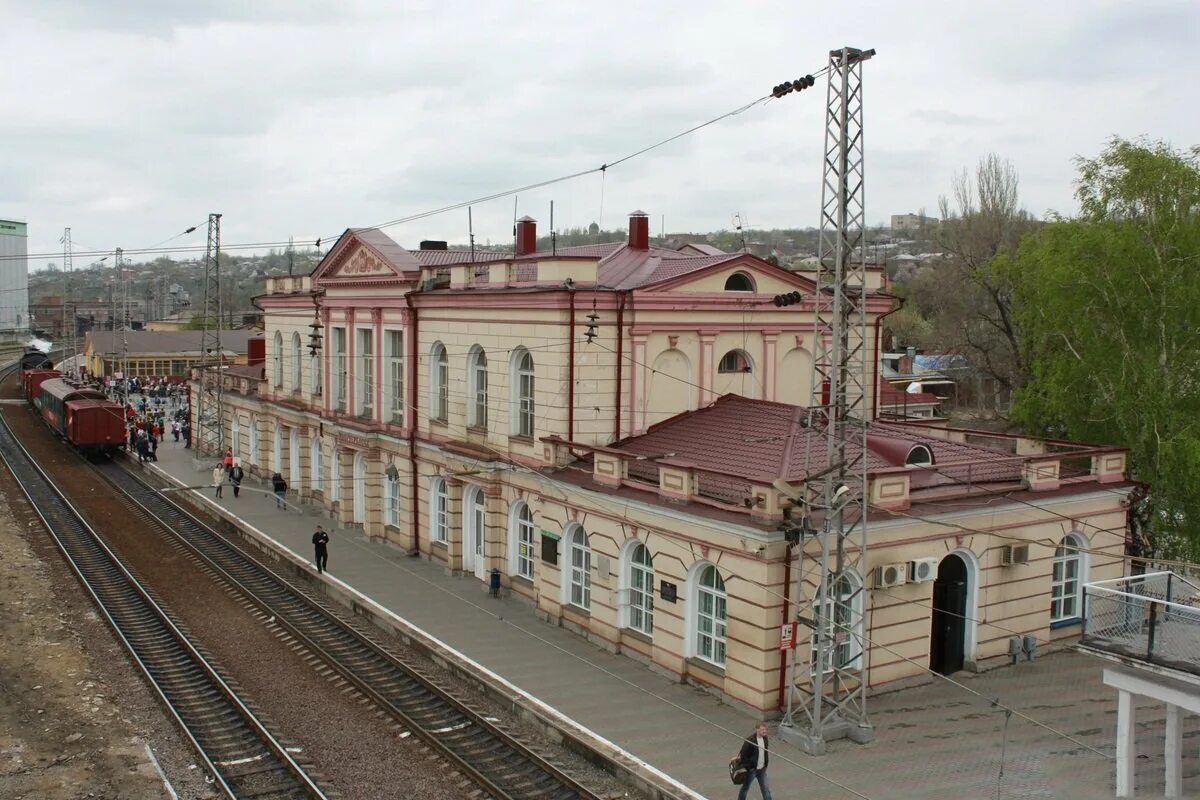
[{"x1": 879, "y1": 384, "x2": 942, "y2": 407}]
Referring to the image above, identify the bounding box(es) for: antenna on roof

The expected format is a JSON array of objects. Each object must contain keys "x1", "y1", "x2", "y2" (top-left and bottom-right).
[
  {"x1": 734, "y1": 212, "x2": 748, "y2": 253},
  {"x1": 550, "y1": 200, "x2": 556, "y2": 256},
  {"x1": 512, "y1": 196, "x2": 519, "y2": 256},
  {"x1": 287, "y1": 236, "x2": 294, "y2": 276},
  {"x1": 468, "y1": 207, "x2": 475, "y2": 263}
]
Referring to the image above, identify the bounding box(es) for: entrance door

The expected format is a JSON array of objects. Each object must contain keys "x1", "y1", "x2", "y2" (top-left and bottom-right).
[
  {"x1": 464, "y1": 488, "x2": 487, "y2": 581},
  {"x1": 930, "y1": 554, "x2": 968, "y2": 675},
  {"x1": 352, "y1": 452, "x2": 366, "y2": 525}
]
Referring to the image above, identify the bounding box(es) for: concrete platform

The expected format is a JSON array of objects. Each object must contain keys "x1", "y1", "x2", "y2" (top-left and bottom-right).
[{"x1": 136, "y1": 440, "x2": 1196, "y2": 800}]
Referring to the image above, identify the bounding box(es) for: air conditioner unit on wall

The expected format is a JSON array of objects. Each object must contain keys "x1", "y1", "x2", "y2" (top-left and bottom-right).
[
  {"x1": 1001, "y1": 544, "x2": 1030, "y2": 566},
  {"x1": 875, "y1": 563, "x2": 908, "y2": 589},
  {"x1": 909, "y1": 557, "x2": 939, "y2": 583}
]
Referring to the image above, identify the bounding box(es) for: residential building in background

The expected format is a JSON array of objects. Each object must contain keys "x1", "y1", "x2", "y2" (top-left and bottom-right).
[
  {"x1": 889, "y1": 212, "x2": 937, "y2": 233},
  {"x1": 0, "y1": 218, "x2": 29, "y2": 332},
  {"x1": 85, "y1": 329, "x2": 257, "y2": 379}
]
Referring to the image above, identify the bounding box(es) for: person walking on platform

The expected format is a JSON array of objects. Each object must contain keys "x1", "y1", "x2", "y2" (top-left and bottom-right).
[
  {"x1": 735, "y1": 722, "x2": 772, "y2": 800},
  {"x1": 312, "y1": 525, "x2": 330, "y2": 574},
  {"x1": 212, "y1": 464, "x2": 225, "y2": 499},
  {"x1": 149, "y1": 434, "x2": 158, "y2": 462},
  {"x1": 270, "y1": 472, "x2": 288, "y2": 509},
  {"x1": 230, "y1": 461, "x2": 244, "y2": 498},
  {"x1": 223, "y1": 448, "x2": 234, "y2": 474}
]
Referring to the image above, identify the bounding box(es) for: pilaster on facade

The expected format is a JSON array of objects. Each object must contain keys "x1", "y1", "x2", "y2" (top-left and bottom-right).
[
  {"x1": 698, "y1": 333, "x2": 717, "y2": 405},
  {"x1": 345, "y1": 308, "x2": 357, "y2": 417},
  {"x1": 762, "y1": 331, "x2": 780, "y2": 402}
]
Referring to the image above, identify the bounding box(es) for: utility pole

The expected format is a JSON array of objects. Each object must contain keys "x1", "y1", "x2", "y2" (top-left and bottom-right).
[
  {"x1": 121, "y1": 247, "x2": 130, "y2": 390},
  {"x1": 779, "y1": 45, "x2": 876, "y2": 755},
  {"x1": 195, "y1": 213, "x2": 224, "y2": 460},
  {"x1": 60, "y1": 228, "x2": 74, "y2": 376}
]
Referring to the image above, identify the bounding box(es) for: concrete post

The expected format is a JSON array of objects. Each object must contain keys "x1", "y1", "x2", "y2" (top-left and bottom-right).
[
  {"x1": 1116, "y1": 689, "x2": 1136, "y2": 798},
  {"x1": 1165, "y1": 702, "x2": 1182, "y2": 799}
]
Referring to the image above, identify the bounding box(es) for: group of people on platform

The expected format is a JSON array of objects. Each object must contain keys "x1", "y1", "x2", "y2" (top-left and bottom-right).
[
  {"x1": 126, "y1": 399, "x2": 190, "y2": 462},
  {"x1": 209, "y1": 446, "x2": 289, "y2": 511}
]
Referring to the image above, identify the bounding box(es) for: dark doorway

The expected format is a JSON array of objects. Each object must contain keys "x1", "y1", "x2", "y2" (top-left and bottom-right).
[{"x1": 930, "y1": 555, "x2": 968, "y2": 675}]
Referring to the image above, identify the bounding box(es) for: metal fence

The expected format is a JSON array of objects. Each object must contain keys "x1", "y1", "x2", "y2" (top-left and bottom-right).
[{"x1": 1082, "y1": 571, "x2": 1200, "y2": 676}]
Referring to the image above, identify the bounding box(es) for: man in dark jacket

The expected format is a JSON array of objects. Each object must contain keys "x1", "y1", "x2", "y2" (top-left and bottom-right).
[
  {"x1": 271, "y1": 472, "x2": 288, "y2": 509},
  {"x1": 736, "y1": 722, "x2": 771, "y2": 800},
  {"x1": 230, "y1": 461, "x2": 245, "y2": 498},
  {"x1": 312, "y1": 525, "x2": 330, "y2": 574}
]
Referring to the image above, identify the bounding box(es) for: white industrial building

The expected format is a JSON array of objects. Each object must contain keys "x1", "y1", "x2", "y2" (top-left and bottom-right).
[{"x1": 0, "y1": 218, "x2": 29, "y2": 333}]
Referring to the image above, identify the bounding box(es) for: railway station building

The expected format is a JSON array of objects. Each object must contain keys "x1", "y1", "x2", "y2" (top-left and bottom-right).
[{"x1": 197, "y1": 213, "x2": 1134, "y2": 715}]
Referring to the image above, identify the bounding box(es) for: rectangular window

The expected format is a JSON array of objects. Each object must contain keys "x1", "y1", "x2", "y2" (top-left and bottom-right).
[
  {"x1": 629, "y1": 563, "x2": 654, "y2": 635},
  {"x1": 1051, "y1": 552, "x2": 1080, "y2": 622},
  {"x1": 433, "y1": 487, "x2": 448, "y2": 543},
  {"x1": 386, "y1": 330, "x2": 404, "y2": 423},
  {"x1": 311, "y1": 353, "x2": 322, "y2": 396},
  {"x1": 333, "y1": 327, "x2": 347, "y2": 411},
  {"x1": 570, "y1": 546, "x2": 591, "y2": 608},
  {"x1": 357, "y1": 329, "x2": 373, "y2": 418},
  {"x1": 385, "y1": 477, "x2": 400, "y2": 527}
]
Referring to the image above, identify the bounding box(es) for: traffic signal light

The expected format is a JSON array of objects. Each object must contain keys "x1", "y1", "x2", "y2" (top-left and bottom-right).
[{"x1": 773, "y1": 291, "x2": 802, "y2": 307}]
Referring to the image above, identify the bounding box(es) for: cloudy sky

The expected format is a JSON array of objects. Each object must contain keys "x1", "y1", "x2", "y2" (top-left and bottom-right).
[{"x1": 4, "y1": 0, "x2": 1197, "y2": 266}]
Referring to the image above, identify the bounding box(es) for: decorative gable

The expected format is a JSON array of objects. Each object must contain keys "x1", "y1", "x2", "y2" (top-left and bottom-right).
[
  {"x1": 329, "y1": 248, "x2": 393, "y2": 278},
  {"x1": 640, "y1": 256, "x2": 817, "y2": 296}
]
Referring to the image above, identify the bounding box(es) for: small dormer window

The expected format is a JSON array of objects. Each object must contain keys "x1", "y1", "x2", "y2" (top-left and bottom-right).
[
  {"x1": 906, "y1": 445, "x2": 933, "y2": 467},
  {"x1": 724, "y1": 272, "x2": 755, "y2": 292},
  {"x1": 718, "y1": 350, "x2": 752, "y2": 373}
]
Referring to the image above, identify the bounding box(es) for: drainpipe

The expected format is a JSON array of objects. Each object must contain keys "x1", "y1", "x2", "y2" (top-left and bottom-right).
[
  {"x1": 405, "y1": 291, "x2": 420, "y2": 556},
  {"x1": 567, "y1": 288, "x2": 576, "y2": 440},
  {"x1": 778, "y1": 544, "x2": 793, "y2": 711},
  {"x1": 871, "y1": 294, "x2": 904, "y2": 420},
  {"x1": 612, "y1": 291, "x2": 628, "y2": 442}
]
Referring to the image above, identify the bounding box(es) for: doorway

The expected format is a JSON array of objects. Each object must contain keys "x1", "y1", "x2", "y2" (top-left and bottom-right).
[
  {"x1": 463, "y1": 487, "x2": 487, "y2": 581},
  {"x1": 930, "y1": 554, "x2": 968, "y2": 675}
]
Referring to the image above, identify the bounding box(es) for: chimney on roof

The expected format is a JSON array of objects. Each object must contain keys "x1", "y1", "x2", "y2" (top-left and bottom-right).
[
  {"x1": 515, "y1": 216, "x2": 537, "y2": 257},
  {"x1": 628, "y1": 210, "x2": 649, "y2": 250},
  {"x1": 419, "y1": 240, "x2": 448, "y2": 251}
]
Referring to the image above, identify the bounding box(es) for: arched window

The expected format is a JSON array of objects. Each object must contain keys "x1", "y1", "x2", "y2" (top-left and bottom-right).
[
  {"x1": 623, "y1": 542, "x2": 654, "y2": 635},
  {"x1": 429, "y1": 343, "x2": 448, "y2": 421},
  {"x1": 509, "y1": 501, "x2": 535, "y2": 579},
  {"x1": 512, "y1": 348, "x2": 535, "y2": 438},
  {"x1": 230, "y1": 415, "x2": 240, "y2": 459},
  {"x1": 248, "y1": 415, "x2": 259, "y2": 466},
  {"x1": 565, "y1": 525, "x2": 591, "y2": 610},
  {"x1": 310, "y1": 438, "x2": 322, "y2": 491},
  {"x1": 310, "y1": 349, "x2": 322, "y2": 396},
  {"x1": 812, "y1": 570, "x2": 864, "y2": 673},
  {"x1": 385, "y1": 466, "x2": 400, "y2": 528},
  {"x1": 291, "y1": 332, "x2": 302, "y2": 390},
  {"x1": 694, "y1": 564, "x2": 727, "y2": 666},
  {"x1": 1051, "y1": 534, "x2": 1088, "y2": 624},
  {"x1": 330, "y1": 449, "x2": 341, "y2": 503},
  {"x1": 906, "y1": 445, "x2": 933, "y2": 467},
  {"x1": 273, "y1": 331, "x2": 284, "y2": 387},
  {"x1": 467, "y1": 346, "x2": 488, "y2": 429},
  {"x1": 352, "y1": 452, "x2": 366, "y2": 524},
  {"x1": 289, "y1": 428, "x2": 301, "y2": 487},
  {"x1": 717, "y1": 349, "x2": 752, "y2": 374},
  {"x1": 724, "y1": 272, "x2": 755, "y2": 292},
  {"x1": 429, "y1": 477, "x2": 448, "y2": 543},
  {"x1": 272, "y1": 425, "x2": 282, "y2": 473}
]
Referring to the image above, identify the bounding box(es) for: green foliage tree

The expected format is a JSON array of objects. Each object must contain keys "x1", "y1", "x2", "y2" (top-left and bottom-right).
[{"x1": 1008, "y1": 138, "x2": 1200, "y2": 558}]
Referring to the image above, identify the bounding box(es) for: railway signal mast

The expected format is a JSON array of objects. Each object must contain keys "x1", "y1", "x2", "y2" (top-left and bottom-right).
[
  {"x1": 779, "y1": 45, "x2": 876, "y2": 755},
  {"x1": 194, "y1": 213, "x2": 224, "y2": 459}
]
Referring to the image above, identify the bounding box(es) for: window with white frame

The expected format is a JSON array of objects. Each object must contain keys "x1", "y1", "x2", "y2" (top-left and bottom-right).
[
  {"x1": 626, "y1": 543, "x2": 654, "y2": 635},
  {"x1": 231, "y1": 416, "x2": 240, "y2": 459},
  {"x1": 309, "y1": 438, "x2": 322, "y2": 491},
  {"x1": 385, "y1": 469, "x2": 401, "y2": 527},
  {"x1": 333, "y1": 327, "x2": 347, "y2": 411},
  {"x1": 356, "y1": 329, "x2": 373, "y2": 418},
  {"x1": 695, "y1": 564, "x2": 727, "y2": 666},
  {"x1": 718, "y1": 349, "x2": 751, "y2": 374},
  {"x1": 430, "y1": 477, "x2": 448, "y2": 543},
  {"x1": 330, "y1": 449, "x2": 340, "y2": 502},
  {"x1": 430, "y1": 343, "x2": 448, "y2": 421},
  {"x1": 386, "y1": 330, "x2": 403, "y2": 424},
  {"x1": 310, "y1": 350, "x2": 322, "y2": 396},
  {"x1": 248, "y1": 417, "x2": 258, "y2": 465},
  {"x1": 810, "y1": 571, "x2": 863, "y2": 674},
  {"x1": 1051, "y1": 534, "x2": 1086, "y2": 623},
  {"x1": 468, "y1": 346, "x2": 488, "y2": 429},
  {"x1": 273, "y1": 331, "x2": 284, "y2": 386},
  {"x1": 567, "y1": 526, "x2": 591, "y2": 609},
  {"x1": 511, "y1": 502, "x2": 535, "y2": 579},
  {"x1": 512, "y1": 349, "x2": 535, "y2": 438},
  {"x1": 291, "y1": 332, "x2": 302, "y2": 390}
]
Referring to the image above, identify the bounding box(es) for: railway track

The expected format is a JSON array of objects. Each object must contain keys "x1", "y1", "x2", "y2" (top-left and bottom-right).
[
  {"x1": 0, "y1": 392, "x2": 332, "y2": 800},
  {"x1": 95, "y1": 459, "x2": 606, "y2": 800}
]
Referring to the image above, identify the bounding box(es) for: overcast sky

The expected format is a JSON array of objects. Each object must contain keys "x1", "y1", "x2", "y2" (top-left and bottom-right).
[{"x1": 4, "y1": 0, "x2": 1197, "y2": 266}]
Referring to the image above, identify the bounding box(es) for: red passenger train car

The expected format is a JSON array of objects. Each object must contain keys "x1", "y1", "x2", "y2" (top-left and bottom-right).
[
  {"x1": 23, "y1": 368, "x2": 61, "y2": 404},
  {"x1": 36, "y1": 378, "x2": 126, "y2": 457}
]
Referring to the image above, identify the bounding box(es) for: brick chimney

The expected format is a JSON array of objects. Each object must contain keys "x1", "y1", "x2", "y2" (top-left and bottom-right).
[
  {"x1": 628, "y1": 210, "x2": 649, "y2": 250},
  {"x1": 516, "y1": 216, "x2": 537, "y2": 256}
]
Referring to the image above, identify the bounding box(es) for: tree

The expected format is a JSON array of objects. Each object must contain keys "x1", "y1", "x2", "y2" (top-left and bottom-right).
[{"x1": 1008, "y1": 138, "x2": 1200, "y2": 558}]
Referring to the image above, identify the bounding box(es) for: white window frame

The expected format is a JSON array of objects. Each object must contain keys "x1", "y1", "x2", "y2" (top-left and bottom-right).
[
  {"x1": 310, "y1": 438, "x2": 322, "y2": 491},
  {"x1": 291, "y1": 332, "x2": 302, "y2": 390},
  {"x1": 386, "y1": 329, "x2": 404, "y2": 424},
  {"x1": 564, "y1": 524, "x2": 591, "y2": 610},
  {"x1": 429, "y1": 477, "x2": 448, "y2": 543},
  {"x1": 333, "y1": 327, "x2": 347, "y2": 411},
  {"x1": 467, "y1": 345, "x2": 488, "y2": 429},
  {"x1": 385, "y1": 468, "x2": 400, "y2": 528},
  {"x1": 694, "y1": 563, "x2": 727, "y2": 667},
  {"x1": 330, "y1": 449, "x2": 341, "y2": 503},
  {"x1": 248, "y1": 415, "x2": 259, "y2": 465},
  {"x1": 272, "y1": 425, "x2": 282, "y2": 474},
  {"x1": 512, "y1": 348, "x2": 535, "y2": 438},
  {"x1": 429, "y1": 342, "x2": 448, "y2": 421},
  {"x1": 356, "y1": 328, "x2": 374, "y2": 418},
  {"x1": 717, "y1": 349, "x2": 752, "y2": 374},
  {"x1": 289, "y1": 428, "x2": 301, "y2": 487},
  {"x1": 509, "y1": 501, "x2": 535, "y2": 580},
  {"x1": 623, "y1": 542, "x2": 654, "y2": 636},
  {"x1": 810, "y1": 570, "x2": 864, "y2": 674},
  {"x1": 273, "y1": 331, "x2": 284, "y2": 387},
  {"x1": 1051, "y1": 533, "x2": 1088, "y2": 623},
  {"x1": 310, "y1": 349, "x2": 322, "y2": 396},
  {"x1": 230, "y1": 416, "x2": 240, "y2": 459}
]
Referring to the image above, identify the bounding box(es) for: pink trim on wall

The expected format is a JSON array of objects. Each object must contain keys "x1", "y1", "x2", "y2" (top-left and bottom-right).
[
  {"x1": 321, "y1": 307, "x2": 332, "y2": 415},
  {"x1": 629, "y1": 322, "x2": 819, "y2": 335},
  {"x1": 372, "y1": 309, "x2": 384, "y2": 423},
  {"x1": 699, "y1": 334, "x2": 716, "y2": 405},
  {"x1": 763, "y1": 333, "x2": 778, "y2": 401},
  {"x1": 629, "y1": 335, "x2": 646, "y2": 436},
  {"x1": 346, "y1": 308, "x2": 356, "y2": 415}
]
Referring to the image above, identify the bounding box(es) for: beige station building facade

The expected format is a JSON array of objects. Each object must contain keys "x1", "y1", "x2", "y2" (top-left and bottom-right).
[{"x1": 196, "y1": 212, "x2": 1134, "y2": 715}]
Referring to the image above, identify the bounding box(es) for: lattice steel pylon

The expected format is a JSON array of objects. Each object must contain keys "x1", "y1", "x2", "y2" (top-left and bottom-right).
[
  {"x1": 194, "y1": 213, "x2": 224, "y2": 458},
  {"x1": 780, "y1": 45, "x2": 876, "y2": 756},
  {"x1": 60, "y1": 227, "x2": 75, "y2": 376}
]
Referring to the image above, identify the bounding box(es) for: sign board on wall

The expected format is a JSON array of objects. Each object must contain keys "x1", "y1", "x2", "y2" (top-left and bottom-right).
[
  {"x1": 660, "y1": 581, "x2": 678, "y2": 603},
  {"x1": 540, "y1": 530, "x2": 559, "y2": 565}
]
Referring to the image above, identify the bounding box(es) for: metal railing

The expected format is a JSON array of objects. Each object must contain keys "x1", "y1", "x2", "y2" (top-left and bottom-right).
[{"x1": 1082, "y1": 571, "x2": 1200, "y2": 676}]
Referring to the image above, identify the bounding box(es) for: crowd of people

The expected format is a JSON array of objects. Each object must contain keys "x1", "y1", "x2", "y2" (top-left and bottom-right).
[{"x1": 117, "y1": 379, "x2": 191, "y2": 463}]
